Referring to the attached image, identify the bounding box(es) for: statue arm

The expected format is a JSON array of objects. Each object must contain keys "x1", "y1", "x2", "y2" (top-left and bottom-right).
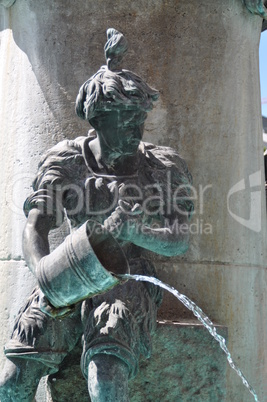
[
  {"x1": 22, "y1": 139, "x2": 83, "y2": 275},
  {"x1": 22, "y1": 208, "x2": 53, "y2": 275},
  {"x1": 104, "y1": 201, "x2": 190, "y2": 257},
  {"x1": 127, "y1": 219, "x2": 189, "y2": 257},
  {"x1": 103, "y1": 146, "x2": 193, "y2": 256},
  {"x1": 23, "y1": 208, "x2": 77, "y2": 317}
]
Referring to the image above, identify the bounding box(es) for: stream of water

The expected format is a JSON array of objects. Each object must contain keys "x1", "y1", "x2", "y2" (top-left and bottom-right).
[{"x1": 119, "y1": 274, "x2": 259, "y2": 402}]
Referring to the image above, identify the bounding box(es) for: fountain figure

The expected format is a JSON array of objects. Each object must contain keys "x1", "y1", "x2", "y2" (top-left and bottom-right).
[{"x1": 0, "y1": 29, "x2": 193, "y2": 402}]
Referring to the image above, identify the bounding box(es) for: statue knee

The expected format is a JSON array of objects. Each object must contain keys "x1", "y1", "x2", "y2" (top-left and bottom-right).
[
  {"x1": 0, "y1": 358, "x2": 50, "y2": 402},
  {"x1": 87, "y1": 354, "x2": 130, "y2": 402},
  {"x1": 0, "y1": 359, "x2": 20, "y2": 401}
]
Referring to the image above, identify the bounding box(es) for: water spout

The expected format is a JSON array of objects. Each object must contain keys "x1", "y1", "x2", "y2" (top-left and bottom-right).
[{"x1": 119, "y1": 274, "x2": 259, "y2": 402}]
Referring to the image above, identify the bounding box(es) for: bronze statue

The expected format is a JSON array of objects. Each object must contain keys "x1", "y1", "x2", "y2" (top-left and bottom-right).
[{"x1": 0, "y1": 29, "x2": 193, "y2": 402}]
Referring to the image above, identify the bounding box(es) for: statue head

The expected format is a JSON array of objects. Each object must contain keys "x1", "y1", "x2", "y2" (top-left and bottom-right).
[{"x1": 75, "y1": 28, "x2": 159, "y2": 130}]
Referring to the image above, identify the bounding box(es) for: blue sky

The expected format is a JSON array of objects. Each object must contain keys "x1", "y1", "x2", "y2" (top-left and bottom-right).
[{"x1": 260, "y1": 31, "x2": 267, "y2": 117}]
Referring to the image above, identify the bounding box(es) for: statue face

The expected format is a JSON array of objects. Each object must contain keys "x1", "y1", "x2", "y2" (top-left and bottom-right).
[{"x1": 90, "y1": 109, "x2": 147, "y2": 158}]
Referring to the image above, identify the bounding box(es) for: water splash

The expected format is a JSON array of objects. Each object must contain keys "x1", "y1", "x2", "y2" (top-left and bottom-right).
[{"x1": 119, "y1": 274, "x2": 259, "y2": 402}]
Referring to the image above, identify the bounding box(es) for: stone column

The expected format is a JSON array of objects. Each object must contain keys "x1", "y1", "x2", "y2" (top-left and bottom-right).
[{"x1": 0, "y1": 1, "x2": 266, "y2": 401}]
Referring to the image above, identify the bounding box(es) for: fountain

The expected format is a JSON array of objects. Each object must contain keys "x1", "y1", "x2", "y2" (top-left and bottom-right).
[
  {"x1": 0, "y1": 1, "x2": 266, "y2": 401},
  {"x1": 121, "y1": 274, "x2": 259, "y2": 401}
]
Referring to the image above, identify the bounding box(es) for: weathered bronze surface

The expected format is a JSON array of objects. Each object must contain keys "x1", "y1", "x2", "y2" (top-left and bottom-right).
[{"x1": 0, "y1": 29, "x2": 193, "y2": 401}]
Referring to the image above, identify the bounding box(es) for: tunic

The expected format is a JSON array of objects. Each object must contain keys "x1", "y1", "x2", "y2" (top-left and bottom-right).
[{"x1": 5, "y1": 132, "x2": 193, "y2": 379}]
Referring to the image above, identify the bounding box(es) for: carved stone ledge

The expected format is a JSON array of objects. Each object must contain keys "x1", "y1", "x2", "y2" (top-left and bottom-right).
[
  {"x1": 243, "y1": 0, "x2": 267, "y2": 19},
  {"x1": 0, "y1": 0, "x2": 16, "y2": 8}
]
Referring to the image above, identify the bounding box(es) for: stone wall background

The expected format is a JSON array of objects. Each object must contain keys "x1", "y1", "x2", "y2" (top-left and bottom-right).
[{"x1": 0, "y1": 1, "x2": 266, "y2": 400}]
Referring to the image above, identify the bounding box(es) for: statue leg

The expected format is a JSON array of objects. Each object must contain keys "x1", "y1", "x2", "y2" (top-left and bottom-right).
[
  {"x1": 82, "y1": 258, "x2": 162, "y2": 402},
  {"x1": 1, "y1": 287, "x2": 83, "y2": 402},
  {"x1": 87, "y1": 354, "x2": 129, "y2": 402},
  {"x1": 0, "y1": 357, "x2": 50, "y2": 402}
]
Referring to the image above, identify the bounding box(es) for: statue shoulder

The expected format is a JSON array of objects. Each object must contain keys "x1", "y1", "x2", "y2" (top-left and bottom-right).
[
  {"x1": 142, "y1": 141, "x2": 192, "y2": 185},
  {"x1": 33, "y1": 136, "x2": 88, "y2": 191},
  {"x1": 141, "y1": 142, "x2": 194, "y2": 216}
]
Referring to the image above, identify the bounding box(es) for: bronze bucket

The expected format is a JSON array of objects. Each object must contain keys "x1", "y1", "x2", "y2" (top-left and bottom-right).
[{"x1": 36, "y1": 220, "x2": 129, "y2": 308}]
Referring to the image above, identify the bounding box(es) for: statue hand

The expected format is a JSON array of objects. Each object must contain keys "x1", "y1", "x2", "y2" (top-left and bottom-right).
[
  {"x1": 103, "y1": 200, "x2": 143, "y2": 240},
  {"x1": 39, "y1": 290, "x2": 76, "y2": 318}
]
